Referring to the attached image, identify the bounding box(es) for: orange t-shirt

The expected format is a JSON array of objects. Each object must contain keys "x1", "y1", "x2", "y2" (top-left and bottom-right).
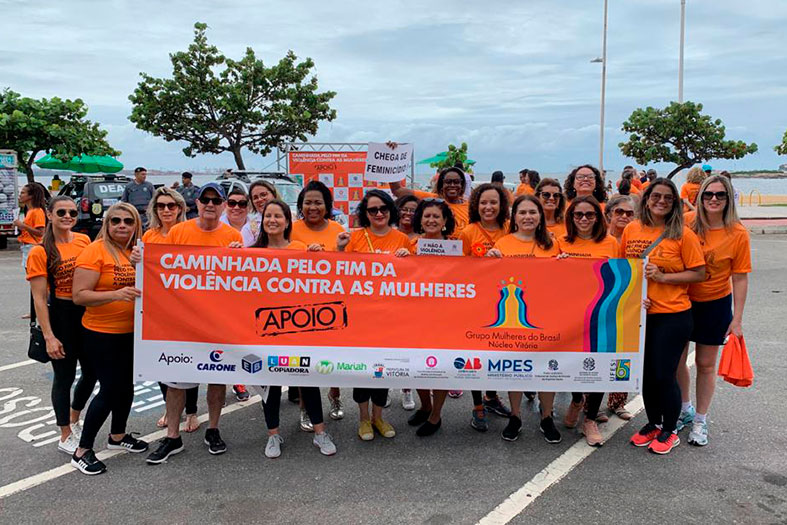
[
  {"x1": 547, "y1": 221, "x2": 567, "y2": 240},
  {"x1": 641, "y1": 181, "x2": 651, "y2": 190},
  {"x1": 141, "y1": 227, "x2": 169, "y2": 244},
  {"x1": 557, "y1": 235, "x2": 619, "y2": 259},
  {"x1": 632, "y1": 178, "x2": 643, "y2": 190},
  {"x1": 493, "y1": 234, "x2": 560, "y2": 258},
  {"x1": 167, "y1": 218, "x2": 242, "y2": 247},
  {"x1": 619, "y1": 221, "x2": 705, "y2": 314},
  {"x1": 458, "y1": 223, "x2": 508, "y2": 257},
  {"x1": 413, "y1": 190, "x2": 470, "y2": 232},
  {"x1": 75, "y1": 239, "x2": 136, "y2": 333},
  {"x1": 18, "y1": 208, "x2": 46, "y2": 244},
  {"x1": 291, "y1": 219, "x2": 345, "y2": 251},
  {"x1": 256, "y1": 240, "x2": 308, "y2": 251},
  {"x1": 345, "y1": 228, "x2": 410, "y2": 254},
  {"x1": 515, "y1": 183, "x2": 534, "y2": 196},
  {"x1": 681, "y1": 183, "x2": 701, "y2": 206},
  {"x1": 26, "y1": 233, "x2": 91, "y2": 299},
  {"x1": 688, "y1": 224, "x2": 751, "y2": 302}
]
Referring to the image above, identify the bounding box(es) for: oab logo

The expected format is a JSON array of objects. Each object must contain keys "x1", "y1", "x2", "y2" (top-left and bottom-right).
[
  {"x1": 255, "y1": 301, "x2": 347, "y2": 337},
  {"x1": 454, "y1": 357, "x2": 482, "y2": 370},
  {"x1": 315, "y1": 361, "x2": 334, "y2": 374}
]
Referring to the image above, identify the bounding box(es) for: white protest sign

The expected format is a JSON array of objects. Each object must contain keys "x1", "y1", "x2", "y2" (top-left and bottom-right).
[
  {"x1": 416, "y1": 238, "x2": 463, "y2": 256},
  {"x1": 364, "y1": 142, "x2": 413, "y2": 183}
]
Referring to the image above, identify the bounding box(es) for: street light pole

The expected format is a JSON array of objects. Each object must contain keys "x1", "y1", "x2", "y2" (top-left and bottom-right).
[
  {"x1": 599, "y1": 0, "x2": 608, "y2": 175},
  {"x1": 679, "y1": 0, "x2": 686, "y2": 102}
]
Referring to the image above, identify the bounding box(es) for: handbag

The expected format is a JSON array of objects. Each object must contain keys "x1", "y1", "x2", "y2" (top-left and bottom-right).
[{"x1": 28, "y1": 292, "x2": 51, "y2": 363}]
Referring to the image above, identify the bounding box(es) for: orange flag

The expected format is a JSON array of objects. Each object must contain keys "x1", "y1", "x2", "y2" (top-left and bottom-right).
[{"x1": 717, "y1": 335, "x2": 754, "y2": 387}]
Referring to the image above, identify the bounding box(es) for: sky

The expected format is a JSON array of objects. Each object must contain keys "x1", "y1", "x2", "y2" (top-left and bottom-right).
[{"x1": 3, "y1": 0, "x2": 786, "y2": 176}]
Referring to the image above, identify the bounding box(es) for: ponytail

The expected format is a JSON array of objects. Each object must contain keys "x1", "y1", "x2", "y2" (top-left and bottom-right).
[{"x1": 42, "y1": 196, "x2": 75, "y2": 288}]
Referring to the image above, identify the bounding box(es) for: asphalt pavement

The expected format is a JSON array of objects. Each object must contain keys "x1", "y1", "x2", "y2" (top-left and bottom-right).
[{"x1": 0, "y1": 237, "x2": 784, "y2": 524}]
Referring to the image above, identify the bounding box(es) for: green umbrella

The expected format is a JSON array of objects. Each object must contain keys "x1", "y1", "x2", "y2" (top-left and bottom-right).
[
  {"x1": 35, "y1": 154, "x2": 123, "y2": 173},
  {"x1": 416, "y1": 152, "x2": 476, "y2": 166}
]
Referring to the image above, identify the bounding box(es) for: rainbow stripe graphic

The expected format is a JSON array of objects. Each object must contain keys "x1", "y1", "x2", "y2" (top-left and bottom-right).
[
  {"x1": 583, "y1": 259, "x2": 640, "y2": 352},
  {"x1": 486, "y1": 277, "x2": 539, "y2": 329}
]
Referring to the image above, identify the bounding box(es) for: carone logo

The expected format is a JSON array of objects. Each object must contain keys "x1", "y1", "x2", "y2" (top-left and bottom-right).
[
  {"x1": 315, "y1": 361, "x2": 334, "y2": 374},
  {"x1": 454, "y1": 357, "x2": 482, "y2": 370},
  {"x1": 255, "y1": 301, "x2": 347, "y2": 337},
  {"x1": 209, "y1": 350, "x2": 224, "y2": 362},
  {"x1": 486, "y1": 277, "x2": 539, "y2": 329}
]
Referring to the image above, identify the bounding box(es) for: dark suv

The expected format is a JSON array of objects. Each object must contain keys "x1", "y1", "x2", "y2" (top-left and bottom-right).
[{"x1": 58, "y1": 174, "x2": 130, "y2": 239}]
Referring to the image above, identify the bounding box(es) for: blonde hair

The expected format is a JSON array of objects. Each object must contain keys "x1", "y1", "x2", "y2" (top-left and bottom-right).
[
  {"x1": 686, "y1": 166, "x2": 706, "y2": 184},
  {"x1": 146, "y1": 187, "x2": 186, "y2": 231},
  {"x1": 693, "y1": 175, "x2": 740, "y2": 239},
  {"x1": 98, "y1": 203, "x2": 142, "y2": 264}
]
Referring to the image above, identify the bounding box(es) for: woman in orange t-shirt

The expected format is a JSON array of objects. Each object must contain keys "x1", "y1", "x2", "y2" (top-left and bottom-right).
[
  {"x1": 487, "y1": 195, "x2": 563, "y2": 444},
  {"x1": 676, "y1": 175, "x2": 751, "y2": 447},
  {"x1": 390, "y1": 166, "x2": 469, "y2": 231},
  {"x1": 142, "y1": 188, "x2": 201, "y2": 432},
  {"x1": 564, "y1": 165, "x2": 608, "y2": 206},
  {"x1": 680, "y1": 166, "x2": 706, "y2": 211},
  {"x1": 458, "y1": 183, "x2": 512, "y2": 425},
  {"x1": 535, "y1": 178, "x2": 567, "y2": 240},
  {"x1": 71, "y1": 203, "x2": 147, "y2": 475},
  {"x1": 251, "y1": 200, "x2": 336, "y2": 457},
  {"x1": 291, "y1": 180, "x2": 347, "y2": 418},
  {"x1": 620, "y1": 179, "x2": 705, "y2": 455},
  {"x1": 338, "y1": 189, "x2": 409, "y2": 441},
  {"x1": 26, "y1": 196, "x2": 95, "y2": 454},
  {"x1": 557, "y1": 196, "x2": 619, "y2": 446},
  {"x1": 395, "y1": 194, "x2": 420, "y2": 241},
  {"x1": 17, "y1": 183, "x2": 48, "y2": 269},
  {"x1": 605, "y1": 195, "x2": 638, "y2": 242}
]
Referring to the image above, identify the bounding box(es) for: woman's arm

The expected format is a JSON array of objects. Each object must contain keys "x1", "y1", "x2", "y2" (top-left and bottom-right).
[
  {"x1": 727, "y1": 273, "x2": 749, "y2": 337},
  {"x1": 14, "y1": 221, "x2": 44, "y2": 237},
  {"x1": 645, "y1": 264, "x2": 705, "y2": 284},
  {"x1": 30, "y1": 277, "x2": 65, "y2": 359},
  {"x1": 72, "y1": 268, "x2": 140, "y2": 306}
]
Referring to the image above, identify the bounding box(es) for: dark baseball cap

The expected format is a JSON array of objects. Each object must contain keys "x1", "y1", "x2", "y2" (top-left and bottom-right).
[
  {"x1": 197, "y1": 182, "x2": 226, "y2": 200},
  {"x1": 181, "y1": 171, "x2": 193, "y2": 179},
  {"x1": 134, "y1": 166, "x2": 147, "y2": 173}
]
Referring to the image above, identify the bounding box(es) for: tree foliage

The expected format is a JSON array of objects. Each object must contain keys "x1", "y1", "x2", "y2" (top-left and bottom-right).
[
  {"x1": 430, "y1": 142, "x2": 473, "y2": 173},
  {"x1": 129, "y1": 22, "x2": 337, "y2": 170},
  {"x1": 775, "y1": 130, "x2": 787, "y2": 156},
  {"x1": 0, "y1": 89, "x2": 118, "y2": 182},
  {"x1": 618, "y1": 101, "x2": 757, "y2": 178}
]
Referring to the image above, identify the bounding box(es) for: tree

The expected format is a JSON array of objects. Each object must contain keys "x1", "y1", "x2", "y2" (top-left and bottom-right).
[
  {"x1": 0, "y1": 89, "x2": 119, "y2": 182},
  {"x1": 430, "y1": 142, "x2": 473, "y2": 173},
  {"x1": 618, "y1": 101, "x2": 757, "y2": 178},
  {"x1": 775, "y1": 130, "x2": 787, "y2": 156},
  {"x1": 129, "y1": 22, "x2": 337, "y2": 170}
]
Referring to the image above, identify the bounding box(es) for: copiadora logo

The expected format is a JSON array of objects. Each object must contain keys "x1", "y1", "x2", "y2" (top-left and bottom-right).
[{"x1": 316, "y1": 360, "x2": 334, "y2": 374}]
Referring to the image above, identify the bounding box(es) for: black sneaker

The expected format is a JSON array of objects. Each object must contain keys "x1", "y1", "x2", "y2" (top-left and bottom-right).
[
  {"x1": 204, "y1": 428, "x2": 227, "y2": 455},
  {"x1": 407, "y1": 409, "x2": 430, "y2": 427},
  {"x1": 540, "y1": 416, "x2": 562, "y2": 444},
  {"x1": 107, "y1": 433, "x2": 149, "y2": 453},
  {"x1": 501, "y1": 416, "x2": 522, "y2": 441},
  {"x1": 146, "y1": 436, "x2": 184, "y2": 465},
  {"x1": 484, "y1": 396, "x2": 512, "y2": 418},
  {"x1": 287, "y1": 387, "x2": 300, "y2": 404},
  {"x1": 71, "y1": 449, "x2": 107, "y2": 476}
]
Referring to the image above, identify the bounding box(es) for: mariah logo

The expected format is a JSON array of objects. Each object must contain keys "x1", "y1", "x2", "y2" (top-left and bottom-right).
[{"x1": 486, "y1": 277, "x2": 539, "y2": 329}]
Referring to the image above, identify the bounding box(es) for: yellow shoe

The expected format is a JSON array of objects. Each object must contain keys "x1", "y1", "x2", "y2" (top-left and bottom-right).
[
  {"x1": 358, "y1": 420, "x2": 374, "y2": 441},
  {"x1": 372, "y1": 418, "x2": 396, "y2": 438}
]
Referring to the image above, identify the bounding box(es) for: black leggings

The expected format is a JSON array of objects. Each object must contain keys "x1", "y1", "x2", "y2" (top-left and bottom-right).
[
  {"x1": 353, "y1": 388, "x2": 388, "y2": 407},
  {"x1": 471, "y1": 391, "x2": 498, "y2": 406},
  {"x1": 158, "y1": 383, "x2": 198, "y2": 415},
  {"x1": 643, "y1": 311, "x2": 693, "y2": 433},
  {"x1": 49, "y1": 299, "x2": 96, "y2": 427},
  {"x1": 79, "y1": 330, "x2": 134, "y2": 449},
  {"x1": 585, "y1": 393, "x2": 603, "y2": 420},
  {"x1": 262, "y1": 387, "x2": 323, "y2": 429}
]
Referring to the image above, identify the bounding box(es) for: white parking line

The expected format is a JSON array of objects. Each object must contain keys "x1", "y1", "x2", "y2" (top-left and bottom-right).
[
  {"x1": 0, "y1": 393, "x2": 265, "y2": 499},
  {"x1": 0, "y1": 360, "x2": 36, "y2": 373},
  {"x1": 477, "y1": 352, "x2": 696, "y2": 525}
]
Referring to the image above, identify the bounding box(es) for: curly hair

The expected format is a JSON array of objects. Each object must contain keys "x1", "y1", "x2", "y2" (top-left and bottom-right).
[
  {"x1": 297, "y1": 180, "x2": 333, "y2": 220},
  {"x1": 356, "y1": 189, "x2": 398, "y2": 228},
  {"x1": 413, "y1": 198, "x2": 456, "y2": 238},
  {"x1": 686, "y1": 166, "x2": 706, "y2": 184},
  {"x1": 435, "y1": 167, "x2": 467, "y2": 197},
  {"x1": 564, "y1": 164, "x2": 607, "y2": 202},
  {"x1": 468, "y1": 183, "x2": 509, "y2": 228}
]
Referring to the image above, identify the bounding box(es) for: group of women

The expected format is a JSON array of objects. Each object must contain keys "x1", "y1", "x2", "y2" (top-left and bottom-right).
[{"x1": 24, "y1": 162, "x2": 750, "y2": 475}]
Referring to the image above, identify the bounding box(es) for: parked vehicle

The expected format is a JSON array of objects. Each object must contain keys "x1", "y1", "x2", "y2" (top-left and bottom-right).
[
  {"x1": 58, "y1": 174, "x2": 130, "y2": 239},
  {"x1": 0, "y1": 150, "x2": 19, "y2": 250}
]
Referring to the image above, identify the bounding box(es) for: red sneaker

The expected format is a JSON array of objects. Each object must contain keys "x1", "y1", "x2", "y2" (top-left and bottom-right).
[
  {"x1": 233, "y1": 384, "x2": 250, "y2": 401},
  {"x1": 648, "y1": 431, "x2": 681, "y2": 455},
  {"x1": 630, "y1": 423, "x2": 660, "y2": 447}
]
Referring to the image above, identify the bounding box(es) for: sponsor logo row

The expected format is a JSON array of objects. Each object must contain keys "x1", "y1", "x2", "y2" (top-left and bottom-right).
[{"x1": 158, "y1": 351, "x2": 631, "y2": 382}]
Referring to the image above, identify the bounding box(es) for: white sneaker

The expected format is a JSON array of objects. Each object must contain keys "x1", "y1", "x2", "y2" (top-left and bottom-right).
[
  {"x1": 71, "y1": 421, "x2": 83, "y2": 440},
  {"x1": 313, "y1": 432, "x2": 337, "y2": 456},
  {"x1": 401, "y1": 389, "x2": 416, "y2": 411},
  {"x1": 265, "y1": 434, "x2": 284, "y2": 458},
  {"x1": 58, "y1": 433, "x2": 79, "y2": 455},
  {"x1": 299, "y1": 409, "x2": 314, "y2": 432},
  {"x1": 688, "y1": 420, "x2": 709, "y2": 446}
]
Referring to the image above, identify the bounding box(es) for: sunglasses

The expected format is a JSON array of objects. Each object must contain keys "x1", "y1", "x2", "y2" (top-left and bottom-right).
[
  {"x1": 198, "y1": 196, "x2": 224, "y2": 205},
  {"x1": 423, "y1": 198, "x2": 445, "y2": 204},
  {"x1": 538, "y1": 191, "x2": 562, "y2": 200},
  {"x1": 366, "y1": 206, "x2": 390, "y2": 216},
  {"x1": 572, "y1": 211, "x2": 597, "y2": 221},
  {"x1": 55, "y1": 209, "x2": 78, "y2": 218},
  {"x1": 612, "y1": 208, "x2": 635, "y2": 218},
  {"x1": 649, "y1": 193, "x2": 674, "y2": 204},
  {"x1": 155, "y1": 202, "x2": 179, "y2": 211},
  {"x1": 227, "y1": 199, "x2": 248, "y2": 208},
  {"x1": 701, "y1": 191, "x2": 728, "y2": 201},
  {"x1": 109, "y1": 217, "x2": 136, "y2": 226}
]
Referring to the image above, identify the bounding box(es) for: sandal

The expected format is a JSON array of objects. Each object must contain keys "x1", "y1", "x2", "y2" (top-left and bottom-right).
[
  {"x1": 183, "y1": 413, "x2": 201, "y2": 433},
  {"x1": 614, "y1": 408, "x2": 633, "y2": 420},
  {"x1": 156, "y1": 414, "x2": 167, "y2": 428},
  {"x1": 595, "y1": 412, "x2": 610, "y2": 423}
]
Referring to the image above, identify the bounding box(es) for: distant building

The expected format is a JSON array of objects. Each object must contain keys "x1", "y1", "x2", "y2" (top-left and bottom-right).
[{"x1": 779, "y1": 163, "x2": 787, "y2": 173}]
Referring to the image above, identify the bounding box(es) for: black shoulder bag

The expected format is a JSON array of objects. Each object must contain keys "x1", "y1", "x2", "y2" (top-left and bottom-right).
[{"x1": 28, "y1": 291, "x2": 51, "y2": 363}]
